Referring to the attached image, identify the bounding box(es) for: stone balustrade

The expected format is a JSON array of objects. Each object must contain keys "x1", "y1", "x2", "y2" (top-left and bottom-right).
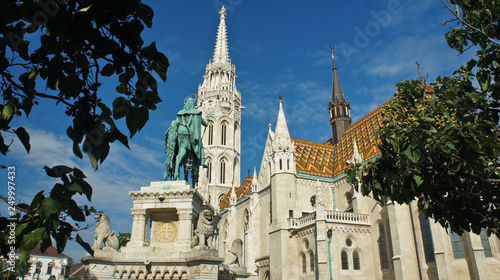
[
  {"x1": 288, "y1": 211, "x2": 370, "y2": 230},
  {"x1": 289, "y1": 212, "x2": 316, "y2": 228},
  {"x1": 325, "y1": 210, "x2": 370, "y2": 225}
]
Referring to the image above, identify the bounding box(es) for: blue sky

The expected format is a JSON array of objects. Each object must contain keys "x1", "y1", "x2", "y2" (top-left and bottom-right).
[{"x1": 1, "y1": 0, "x2": 474, "y2": 260}]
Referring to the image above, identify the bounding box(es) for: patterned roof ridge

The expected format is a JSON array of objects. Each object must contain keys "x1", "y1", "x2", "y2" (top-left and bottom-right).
[
  {"x1": 219, "y1": 176, "x2": 253, "y2": 211},
  {"x1": 293, "y1": 138, "x2": 335, "y2": 178},
  {"x1": 332, "y1": 98, "x2": 393, "y2": 177},
  {"x1": 323, "y1": 138, "x2": 334, "y2": 146}
]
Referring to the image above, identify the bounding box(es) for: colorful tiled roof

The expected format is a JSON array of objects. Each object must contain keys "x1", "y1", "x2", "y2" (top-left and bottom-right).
[
  {"x1": 218, "y1": 99, "x2": 390, "y2": 211},
  {"x1": 332, "y1": 100, "x2": 389, "y2": 177},
  {"x1": 323, "y1": 139, "x2": 334, "y2": 146},
  {"x1": 294, "y1": 138, "x2": 335, "y2": 178},
  {"x1": 219, "y1": 175, "x2": 253, "y2": 211}
]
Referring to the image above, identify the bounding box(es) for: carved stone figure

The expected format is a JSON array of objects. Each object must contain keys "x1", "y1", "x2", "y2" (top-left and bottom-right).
[
  {"x1": 93, "y1": 212, "x2": 119, "y2": 251},
  {"x1": 191, "y1": 209, "x2": 216, "y2": 249},
  {"x1": 224, "y1": 239, "x2": 243, "y2": 267},
  {"x1": 164, "y1": 96, "x2": 209, "y2": 186}
]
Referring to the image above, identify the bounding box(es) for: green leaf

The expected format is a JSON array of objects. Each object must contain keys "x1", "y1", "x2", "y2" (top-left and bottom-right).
[
  {"x1": 414, "y1": 175, "x2": 423, "y2": 186},
  {"x1": 73, "y1": 168, "x2": 86, "y2": 179},
  {"x1": 2, "y1": 98, "x2": 16, "y2": 119},
  {"x1": 77, "y1": 234, "x2": 94, "y2": 256},
  {"x1": 83, "y1": 139, "x2": 99, "y2": 170},
  {"x1": 14, "y1": 127, "x2": 30, "y2": 153},
  {"x1": 101, "y1": 63, "x2": 115, "y2": 76},
  {"x1": 30, "y1": 191, "x2": 45, "y2": 210},
  {"x1": 77, "y1": 4, "x2": 92, "y2": 12},
  {"x1": 40, "y1": 197, "x2": 61, "y2": 216},
  {"x1": 21, "y1": 98, "x2": 34, "y2": 116},
  {"x1": 44, "y1": 165, "x2": 73, "y2": 178},
  {"x1": 69, "y1": 178, "x2": 93, "y2": 201},
  {"x1": 50, "y1": 183, "x2": 66, "y2": 199},
  {"x1": 112, "y1": 97, "x2": 131, "y2": 119},
  {"x1": 19, "y1": 227, "x2": 49, "y2": 262},
  {"x1": 15, "y1": 222, "x2": 29, "y2": 237},
  {"x1": 67, "y1": 199, "x2": 85, "y2": 221},
  {"x1": 126, "y1": 106, "x2": 149, "y2": 137},
  {"x1": 111, "y1": 126, "x2": 130, "y2": 149}
]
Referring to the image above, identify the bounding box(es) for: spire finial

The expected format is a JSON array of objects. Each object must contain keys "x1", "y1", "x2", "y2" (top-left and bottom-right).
[
  {"x1": 279, "y1": 92, "x2": 282, "y2": 103},
  {"x1": 329, "y1": 43, "x2": 336, "y2": 67},
  {"x1": 219, "y1": 6, "x2": 227, "y2": 19},
  {"x1": 213, "y1": 6, "x2": 229, "y2": 64}
]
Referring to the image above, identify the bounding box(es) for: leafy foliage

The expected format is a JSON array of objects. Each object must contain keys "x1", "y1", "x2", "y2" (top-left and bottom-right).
[
  {"x1": 0, "y1": 0, "x2": 168, "y2": 260},
  {"x1": 0, "y1": 256, "x2": 31, "y2": 279},
  {"x1": 346, "y1": 0, "x2": 500, "y2": 236},
  {"x1": 117, "y1": 232, "x2": 131, "y2": 248}
]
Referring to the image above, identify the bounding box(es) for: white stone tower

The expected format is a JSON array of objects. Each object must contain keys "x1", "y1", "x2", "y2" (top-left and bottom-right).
[
  {"x1": 268, "y1": 96, "x2": 297, "y2": 279},
  {"x1": 197, "y1": 6, "x2": 242, "y2": 209}
]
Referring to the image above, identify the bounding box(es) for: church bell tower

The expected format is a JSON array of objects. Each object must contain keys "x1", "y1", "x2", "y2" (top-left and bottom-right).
[
  {"x1": 197, "y1": 6, "x2": 242, "y2": 209},
  {"x1": 328, "y1": 44, "x2": 351, "y2": 145}
]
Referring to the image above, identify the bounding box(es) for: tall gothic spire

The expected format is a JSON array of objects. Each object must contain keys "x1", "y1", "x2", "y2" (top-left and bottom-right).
[
  {"x1": 328, "y1": 44, "x2": 351, "y2": 145},
  {"x1": 197, "y1": 6, "x2": 242, "y2": 210},
  {"x1": 275, "y1": 93, "x2": 291, "y2": 141},
  {"x1": 331, "y1": 44, "x2": 345, "y2": 103},
  {"x1": 212, "y1": 6, "x2": 229, "y2": 64}
]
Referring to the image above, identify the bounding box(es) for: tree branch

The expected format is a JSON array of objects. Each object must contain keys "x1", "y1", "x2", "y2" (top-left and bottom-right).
[
  {"x1": 1, "y1": 71, "x2": 75, "y2": 108},
  {"x1": 441, "y1": 0, "x2": 500, "y2": 46},
  {"x1": 0, "y1": 194, "x2": 28, "y2": 213}
]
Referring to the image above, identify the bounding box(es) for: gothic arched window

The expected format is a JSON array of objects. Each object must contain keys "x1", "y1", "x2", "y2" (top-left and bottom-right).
[
  {"x1": 310, "y1": 251, "x2": 315, "y2": 272},
  {"x1": 208, "y1": 122, "x2": 214, "y2": 145},
  {"x1": 206, "y1": 158, "x2": 212, "y2": 184},
  {"x1": 341, "y1": 251, "x2": 349, "y2": 270},
  {"x1": 450, "y1": 231, "x2": 464, "y2": 259},
  {"x1": 480, "y1": 230, "x2": 493, "y2": 257},
  {"x1": 220, "y1": 158, "x2": 226, "y2": 184},
  {"x1": 378, "y1": 223, "x2": 389, "y2": 269},
  {"x1": 353, "y1": 251, "x2": 360, "y2": 270},
  {"x1": 221, "y1": 122, "x2": 228, "y2": 145},
  {"x1": 419, "y1": 213, "x2": 436, "y2": 263},
  {"x1": 302, "y1": 253, "x2": 307, "y2": 274}
]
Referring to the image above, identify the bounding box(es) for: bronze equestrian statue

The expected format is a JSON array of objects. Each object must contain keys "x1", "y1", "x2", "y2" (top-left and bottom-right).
[{"x1": 164, "y1": 96, "x2": 209, "y2": 186}]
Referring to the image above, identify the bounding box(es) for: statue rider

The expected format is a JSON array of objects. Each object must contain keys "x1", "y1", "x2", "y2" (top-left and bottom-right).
[
  {"x1": 176, "y1": 97, "x2": 208, "y2": 169},
  {"x1": 164, "y1": 96, "x2": 209, "y2": 183}
]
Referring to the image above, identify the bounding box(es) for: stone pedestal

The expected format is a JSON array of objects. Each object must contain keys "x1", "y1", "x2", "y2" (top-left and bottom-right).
[{"x1": 83, "y1": 180, "x2": 223, "y2": 280}]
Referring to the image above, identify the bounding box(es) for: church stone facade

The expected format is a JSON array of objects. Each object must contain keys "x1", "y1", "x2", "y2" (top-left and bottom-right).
[
  {"x1": 83, "y1": 6, "x2": 500, "y2": 280},
  {"x1": 210, "y1": 6, "x2": 500, "y2": 280}
]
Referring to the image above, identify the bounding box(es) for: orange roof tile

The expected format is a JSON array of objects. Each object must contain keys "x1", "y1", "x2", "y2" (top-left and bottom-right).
[
  {"x1": 332, "y1": 99, "x2": 391, "y2": 177},
  {"x1": 219, "y1": 176, "x2": 253, "y2": 211},
  {"x1": 323, "y1": 139, "x2": 334, "y2": 146},
  {"x1": 294, "y1": 138, "x2": 335, "y2": 178},
  {"x1": 218, "y1": 98, "x2": 392, "y2": 211}
]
